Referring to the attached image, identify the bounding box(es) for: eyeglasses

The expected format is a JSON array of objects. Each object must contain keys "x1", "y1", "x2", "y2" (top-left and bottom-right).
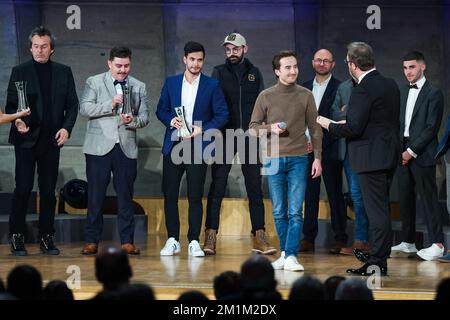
[
  {"x1": 313, "y1": 58, "x2": 333, "y2": 65},
  {"x1": 224, "y1": 46, "x2": 243, "y2": 54}
]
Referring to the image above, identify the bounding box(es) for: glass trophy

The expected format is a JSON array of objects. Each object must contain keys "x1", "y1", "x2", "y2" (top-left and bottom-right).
[
  {"x1": 121, "y1": 85, "x2": 133, "y2": 116},
  {"x1": 174, "y1": 106, "x2": 192, "y2": 138},
  {"x1": 15, "y1": 81, "x2": 29, "y2": 112}
]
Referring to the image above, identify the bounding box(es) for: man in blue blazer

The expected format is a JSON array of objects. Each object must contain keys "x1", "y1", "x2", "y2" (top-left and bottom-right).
[{"x1": 156, "y1": 41, "x2": 229, "y2": 257}]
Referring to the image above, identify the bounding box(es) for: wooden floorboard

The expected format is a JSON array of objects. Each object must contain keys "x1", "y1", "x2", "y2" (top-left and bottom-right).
[{"x1": 0, "y1": 235, "x2": 447, "y2": 300}]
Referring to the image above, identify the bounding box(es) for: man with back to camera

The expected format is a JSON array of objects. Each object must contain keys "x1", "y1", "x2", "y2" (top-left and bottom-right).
[{"x1": 317, "y1": 42, "x2": 400, "y2": 276}]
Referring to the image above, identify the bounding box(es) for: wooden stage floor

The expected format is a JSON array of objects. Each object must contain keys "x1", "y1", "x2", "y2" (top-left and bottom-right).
[{"x1": 0, "y1": 235, "x2": 448, "y2": 300}]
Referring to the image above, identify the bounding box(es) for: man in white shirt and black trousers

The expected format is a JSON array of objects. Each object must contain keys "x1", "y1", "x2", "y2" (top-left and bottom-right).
[{"x1": 391, "y1": 51, "x2": 445, "y2": 261}]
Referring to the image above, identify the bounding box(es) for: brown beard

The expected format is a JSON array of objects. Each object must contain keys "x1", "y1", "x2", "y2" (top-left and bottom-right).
[{"x1": 228, "y1": 55, "x2": 244, "y2": 65}]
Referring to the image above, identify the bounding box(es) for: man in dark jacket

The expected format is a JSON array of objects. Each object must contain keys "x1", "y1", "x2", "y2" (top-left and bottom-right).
[
  {"x1": 204, "y1": 32, "x2": 276, "y2": 256},
  {"x1": 5, "y1": 26, "x2": 78, "y2": 256},
  {"x1": 301, "y1": 49, "x2": 347, "y2": 254},
  {"x1": 317, "y1": 42, "x2": 400, "y2": 275}
]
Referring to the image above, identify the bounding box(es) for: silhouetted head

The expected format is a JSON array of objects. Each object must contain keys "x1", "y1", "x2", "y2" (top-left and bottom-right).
[
  {"x1": 213, "y1": 271, "x2": 242, "y2": 300},
  {"x1": 240, "y1": 255, "x2": 281, "y2": 300},
  {"x1": 7, "y1": 265, "x2": 43, "y2": 299},
  {"x1": 289, "y1": 275, "x2": 325, "y2": 300},
  {"x1": 324, "y1": 275, "x2": 346, "y2": 300},
  {"x1": 178, "y1": 290, "x2": 209, "y2": 301},
  {"x1": 335, "y1": 278, "x2": 373, "y2": 300},
  {"x1": 95, "y1": 247, "x2": 132, "y2": 291},
  {"x1": 118, "y1": 283, "x2": 155, "y2": 300},
  {"x1": 436, "y1": 277, "x2": 450, "y2": 301},
  {"x1": 43, "y1": 280, "x2": 74, "y2": 300}
]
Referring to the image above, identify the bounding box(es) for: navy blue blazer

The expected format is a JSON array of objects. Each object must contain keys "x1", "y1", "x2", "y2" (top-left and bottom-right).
[
  {"x1": 156, "y1": 73, "x2": 229, "y2": 156},
  {"x1": 436, "y1": 115, "x2": 450, "y2": 159}
]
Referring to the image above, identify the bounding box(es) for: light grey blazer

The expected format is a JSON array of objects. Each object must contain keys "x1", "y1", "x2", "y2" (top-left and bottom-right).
[{"x1": 79, "y1": 72, "x2": 149, "y2": 159}]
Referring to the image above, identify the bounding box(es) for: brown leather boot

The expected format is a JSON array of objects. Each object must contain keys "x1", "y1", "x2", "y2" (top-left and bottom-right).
[
  {"x1": 81, "y1": 243, "x2": 98, "y2": 255},
  {"x1": 329, "y1": 241, "x2": 347, "y2": 254},
  {"x1": 252, "y1": 229, "x2": 277, "y2": 255},
  {"x1": 299, "y1": 239, "x2": 315, "y2": 252},
  {"x1": 340, "y1": 241, "x2": 370, "y2": 255},
  {"x1": 121, "y1": 243, "x2": 140, "y2": 255},
  {"x1": 203, "y1": 229, "x2": 217, "y2": 255}
]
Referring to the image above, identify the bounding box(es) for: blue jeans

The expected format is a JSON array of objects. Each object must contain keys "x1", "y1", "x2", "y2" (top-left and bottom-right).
[
  {"x1": 343, "y1": 151, "x2": 368, "y2": 243},
  {"x1": 264, "y1": 156, "x2": 308, "y2": 257}
]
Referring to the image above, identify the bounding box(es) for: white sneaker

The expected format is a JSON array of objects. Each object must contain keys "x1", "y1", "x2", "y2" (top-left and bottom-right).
[
  {"x1": 391, "y1": 242, "x2": 418, "y2": 257},
  {"x1": 391, "y1": 242, "x2": 418, "y2": 253},
  {"x1": 417, "y1": 244, "x2": 444, "y2": 261},
  {"x1": 283, "y1": 255, "x2": 304, "y2": 272},
  {"x1": 188, "y1": 240, "x2": 205, "y2": 257},
  {"x1": 272, "y1": 251, "x2": 286, "y2": 270},
  {"x1": 160, "y1": 237, "x2": 181, "y2": 256}
]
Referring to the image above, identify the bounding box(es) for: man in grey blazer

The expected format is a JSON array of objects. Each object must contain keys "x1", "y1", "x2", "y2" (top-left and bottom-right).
[{"x1": 79, "y1": 46, "x2": 149, "y2": 255}]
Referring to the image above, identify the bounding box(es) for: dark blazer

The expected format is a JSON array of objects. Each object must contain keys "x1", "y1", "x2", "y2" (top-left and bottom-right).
[
  {"x1": 399, "y1": 80, "x2": 443, "y2": 167},
  {"x1": 331, "y1": 78, "x2": 355, "y2": 161},
  {"x1": 5, "y1": 59, "x2": 78, "y2": 148},
  {"x1": 435, "y1": 115, "x2": 450, "y2": 159},
  {"x1": 156, "y1": 73, "x2": 229, "y2": 156},
  {"x1": 329, "y1": 70, "x2": 400, "y2": 174},
  {"x1": 302, "y1": 76, "x2": 341, "y2": 159}
]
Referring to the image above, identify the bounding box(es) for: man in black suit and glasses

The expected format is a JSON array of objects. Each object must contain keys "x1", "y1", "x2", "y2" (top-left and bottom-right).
[
  {"x1": 5, "y1": 26, "x2": 79, "y2": 256},
  {"x1": 317, "y1": 42, "x2": 400, "y2": 275}
]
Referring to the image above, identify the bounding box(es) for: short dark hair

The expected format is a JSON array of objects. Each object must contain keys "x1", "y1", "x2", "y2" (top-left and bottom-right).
[
  {"x1": 109, "y1": 46, "x2": 132, "y2": 61},
  {"x1": 43, "y1": 280, "x2": 74, "y2": 300},
  {"x1": 324, "y1": 275, "x2": 346, "y2": 300},
  {"x1": 289, "y1": 276, "x2": 326, "y2": 300},
  {"x1": 213, "y1": 271, "x2": 242, "y2": 300},
  {"x1": 335, "y1": 279, "x2": 374, "y2": 300},
  {"x1": 29, "y1": 26, "x2": 55, "y2": 49},
  {"x1": 7, "y1": 265, "x2": 43, "y2": 300},
  {"x1": 347, "y1": 42, "x2": 375, "y2": 71},
  {"x1": 184, "y1": 41, "x2": 205, "y2": 57},
  {"x1": 178, "y1": 290, "x2": 209, "y2": 301},
  {"x1": 95, "y1": 247, "x2": 132, "y2": 291},
  {"x1": 436, "y1": 277, "x2": 450, "y2": 301},
  {"x1": 403, "y1": 51, "x2": 426, "y2": 63},
  {"x1": 272, "y1": 50, "x2": 297, "y2": 72}
]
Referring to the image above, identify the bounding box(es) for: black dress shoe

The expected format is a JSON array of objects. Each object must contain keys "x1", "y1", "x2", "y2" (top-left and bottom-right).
[
  {"x1": 346, "y1": 262, "x2": 387, "y2": 276},
  {"x1": 10, "y1": 233, "x2": 27, "y2": 256},
  {"x1": 40, "y1": 234, "x2": 60, "y2": 255},
  {"x1": 353, "y1": 248, "x2": 370, "y2": 263}
]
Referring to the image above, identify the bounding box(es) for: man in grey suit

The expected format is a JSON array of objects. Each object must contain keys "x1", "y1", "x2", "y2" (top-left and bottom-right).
[
  {"x1": 331, "y1": 78, "x2": 369, "y2": 256},
  {"x1": 79, "y1": 47, "x2": 149, "y2": 255}
]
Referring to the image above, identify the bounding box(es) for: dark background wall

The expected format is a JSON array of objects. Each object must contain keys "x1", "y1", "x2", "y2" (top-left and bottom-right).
[{"x1": 0, "y1": 0, "x2": 449, "y2": 200}]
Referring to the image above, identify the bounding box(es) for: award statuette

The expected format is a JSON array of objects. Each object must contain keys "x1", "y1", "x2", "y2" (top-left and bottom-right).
[
  {"x1": 15, "y1": 81, "x2": 29, "y2": 112},
  {"x1": 121, "y1": 85, "x2": 133, "y2": 116},
  {"x1": 174, "y1": 106, "x2": 192, "y2": 138}
]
